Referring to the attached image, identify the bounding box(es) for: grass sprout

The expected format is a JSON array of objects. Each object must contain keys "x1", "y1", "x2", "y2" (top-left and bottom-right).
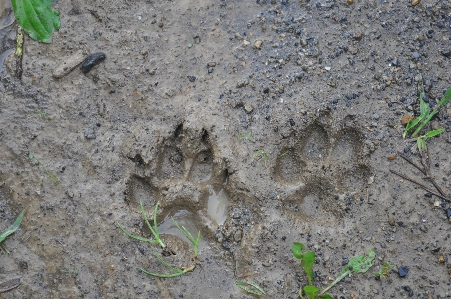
[
  {"x1": 374, "y1": 262, "x2": 392, "y2": 280},
  {"x1": 117, "y1": 201, "x2": 165, "y2": 248},
  {"x1": 253, "y1": 150, "x2": 270, "y2": 167},
  {"x1": 172, "y1": 218, "x2": 200, "y2": 257},
  {"x1": 0, "y1": 209, "x2": 25, "y2": 254},
  {"x1": 33, "y1": 109, "x2": 53, "y2": 120},
  {"x1": 403, "y1": 74, "x2": 451, "y2": 151},
  {"x1": 29, "y1": 154, "x2": 58, "y2": 182},
  {"x1": 139, "y1": 249, "x2": 195, "y2": 278},
  {"x1": 236, "y1": 281, "x2": 266, "y2": 296},
  {"x1": 236, "y1": 131, "x2": 255, "y2": 142}
]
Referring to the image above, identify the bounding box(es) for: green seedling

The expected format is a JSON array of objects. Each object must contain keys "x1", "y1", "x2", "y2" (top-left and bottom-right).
[
  {"x1": 236, "y1": 281, "x2": 266, "y2": 296},
  {"x1": 11, "y1": 0, "x2": 60, "y2": 43},
  {"x1": 236, "y1": 131, "x2": 255, "y2": 142},
  {"x1": 253, "y1": 150, "x2": 270, "y2": 167},
  {"x1": 29, "y1": 154, "x2": 58, "y2": 183},
  {"x1": 403, "y1": 75, "x2": 451, "y2": 150},
  {"x1": 319, "y1": 248, "x2": 375, "y2": 295},
  {"x1": 117, "y1": 201, "x2": 165, "y2": 248},
  {"x1": 279, "y1": 151, "x2": 288, "y2": 158},
  {"x1": 374, "y1": 262, "x2": 392, "y2": 280},
  {"x1": 292, "y1": 242, "x2": 333, "y2": 299},
  {"x1": 0, "y1": 209, "x2": 25, "y2": 254},
  {"x1": 34, "y1": 110, "x2": 53, "y2": 120},
  {"x1": 140, "y1": 249, "x2": 195, "y2": 278},
  {"x1": 172, "y1": 218, "x2": 200, "y2": 258}
]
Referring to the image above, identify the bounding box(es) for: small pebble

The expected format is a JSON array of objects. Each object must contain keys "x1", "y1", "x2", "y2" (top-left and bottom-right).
[
  {"x1": 254, "y1": 40, "x2": 263, "y2": 49},
  {"x1": 398, "y1": 266, "x2": 408, "y2": 277},
  {"x1": 411, "y1": 0, "x2": 419, "y2": 5},
  {"x1": 403, "y1": 286, "x2": 414, "y2": 297},
  {"x1": 441, "y1": 50, "x2": 451, "y2": 58},
  {"x1": 84, "y1": 129, "x2": 96, "y2": 139},
  {"x1": 187, "y1": 76, "x2": 196, "y2": 82},
  {"x1": 412, "y1": 52, "x2": 420, "y2": 59}
]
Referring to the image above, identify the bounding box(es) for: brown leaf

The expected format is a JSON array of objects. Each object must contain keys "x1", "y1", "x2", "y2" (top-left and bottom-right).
[{"x1": 0, "y1": 278, "x2": 21, "y2": 293}]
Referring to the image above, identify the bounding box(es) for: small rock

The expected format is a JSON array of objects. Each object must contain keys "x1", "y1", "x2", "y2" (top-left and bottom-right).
[
  {"x1": 419, "y1": 224, "x2": 428, "y2": 233},
  {"x1": 347, "y1": 0, "x2": 354, "y2": 4},
  {"x1": 148, "y1": 69, "x2": 156, "y2": 75},
  {"x1": 300, "y1": 39, "x2": 308, "y2": 47},
  {"x1": 401, "y1": 114, "x2": 413, "y2": 125},
  {"x1": 187, "y1": 76, "x2": 196, "y2": 82},
  {"x1": 398, "y1": 266, "x2": 408, "y2": 277},
  {"x1": 235, "y1": 32, "x2": 243, "y2": 40},
  {"x1": 411, "y1": 0, "x2": 419, "y2": 5},
  {"x1": 253, "y1": 40, "x2": 263, "y2": 49},
  {"x1": 387, "y1": 153, "x2": 397, "y2": 161},
  {"x1": 236, "y1": 80, "x2": 249, "y2": 88},
  {"x1": 80, "y1": 52, "x2": 106, "y2": 73},
  {"x1": 84, "y1": 129, "x2": 96, "y2": 139},
  {"x1": 441, "y1": 50, "x2": 451, "y2": 58},
  {"x1": 373, "y1": 113, "x2": 380, "y2": 120},
  {"x1": 403, "y1": 286, "x2": 414, "y2": 297},
  {"x1": 53, "y1": 50, "x2": 87, "y2": 78},
  {"x1": 207, "y1": 62, "x2": 216, "y2": 67},
  {"x1": 342, "y1": 258, "x2": 349, "y2": 266},
  {"x1": 324, "y1": 66, "x2": 331, "y2": 71},
  {"x1": 245, "y1": 105, "x2": 254, "y2": 114},
  {"x1": 243, "y1": 40, "x2": 250, "y2": 45},
  {"x1": 388, "y1": 218, "x2": 395, "y2": 226},
  {"x1": 234, "y1": 230, "x2": 243, "y2": 242},
  {"x1": 446, "y1": 209, "x2": 451, "y2": 218},
  {"x1": 412, "y1": 52, "x2": 420, "y2": 59},
  {"x1": 392, "y1": 59, "x2": 399, "y2": 66},
  {"x1": 262, "y1": 261, "x2": 271, "y2": 267}
]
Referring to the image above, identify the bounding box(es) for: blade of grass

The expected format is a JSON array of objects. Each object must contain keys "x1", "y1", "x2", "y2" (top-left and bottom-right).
[
  {"x1": 139, "y1": 250, "x2": 195, "y2": 278},
  {"x1": 116, "y1": 222, "x2": 159, "y2": 244},
  {"x1": 140, "y1": 201, "x2": 165, "y2": 248},
  {"x1": 236, "y1": 281, "x2": 266, "y2": 296},
  {"x1": 424, "y1": 129, "x2": 444, "y2": 138},
  {"x1": 172, "y1": 218, "x2": 200, "y2": 257},
  {"x1": 0, "y1": 209, "x2": 25, "y2": 243},
  {"x1": 29, "y1": 154, "x2": 58, "y2": 182}
]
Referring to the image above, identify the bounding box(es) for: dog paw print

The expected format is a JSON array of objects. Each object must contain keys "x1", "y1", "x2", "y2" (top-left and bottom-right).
[
  {"x1": 123, "y1": 124, "x2": 229, "y2": 254},
  {"x1": 274, "y1": 113, "x2": 371, "y2": 220}
]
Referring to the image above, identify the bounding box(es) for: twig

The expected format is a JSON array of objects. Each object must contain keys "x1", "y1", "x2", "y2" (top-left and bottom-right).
[{"x1": 390, "y1": 169, "x2": 449, "y2": 201}]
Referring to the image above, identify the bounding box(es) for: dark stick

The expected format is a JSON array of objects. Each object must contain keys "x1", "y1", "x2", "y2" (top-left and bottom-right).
[
  {"x1": 390, "y1": 169, "x2": 449, "y2": 201},
  {"x1": 398, "y1": 153, "x2": 426, "y2": 175}
]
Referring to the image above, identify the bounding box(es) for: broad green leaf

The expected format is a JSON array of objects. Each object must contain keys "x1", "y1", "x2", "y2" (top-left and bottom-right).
[
  {"x1": 417, "y1": 138, "x2": 427, "y2": 151},
  {"x1": 303, "y1": 285, "x2": 319, "y2": 298},
  {"x1": 347, "y1": 248, "x2": 375, "y2": 273},
  {"x1": 424, "y1": 129, "x2": 444, "y2": 138},
  {"x1": 419, "y1": 97, "x2": 430, "y2": 119},
  {"x1": 292, "y1": 242, "x2": 305, "y2": 260},
  {"x1": 12, "y1": 0, "x2": 60, "y2": 43},
  {"x1": 319, "y1": 294, "x2": 334, "y2": 299},
  {"x1": 302, "y1": 251, "x2": 316, "y2": 285},
  {"x1": 0, "y1": 210, "x2": 25, "y2": 243}
]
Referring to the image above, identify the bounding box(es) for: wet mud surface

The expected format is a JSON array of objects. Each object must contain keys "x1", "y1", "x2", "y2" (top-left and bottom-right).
[{"x1": 1, "y1": 0, "x2": 451, "y2": 298}]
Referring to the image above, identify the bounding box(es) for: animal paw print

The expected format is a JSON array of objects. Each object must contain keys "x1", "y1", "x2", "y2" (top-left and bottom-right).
[
  {"x1": 123, "y1": 124, "x2": 228, "y2": 253},
  {"x1": 274, "y1": 113, "x2": 371, "y2": 220}
]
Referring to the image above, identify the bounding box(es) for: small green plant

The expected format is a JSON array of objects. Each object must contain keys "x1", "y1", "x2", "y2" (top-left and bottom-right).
[
  {"x1": 34, "y1": 110, "x2": 53, "y2": 120},
  {"x1": 319, "y1": 248, "x2": 375, "y2": 295},
  {"x1": 0, "y1": 210, "x2": 25, "y2": 254},
  {"x1": 29, "y1": 154, "x2": 58, "y2": 183},
  {"x1": 172, "y1": 218, "x2": 200, "y2": 258},
  {"x1": 236, "y1": 131, "x2": 255, "y2": 142},
  {"x1": 236, "y1": 281, "x2": 266, "y2": 296},
  {"x1": 292, "y1": 242, "x2": 333, "y2": 299},
  {"x1": 374, "y1": 262, "x2": 392, "y2": 280},
  {"x1": 139, "y1": 249, "x2": 195, "y2": 278},
  {"x1": 253, "y1": 150, "x2": 270, "y2": 167},
  {"x1": 11, "y1": 0, "x2": 60, "y2": 43},
  {"x1": 117, "y1": 201, "x2": 165, "y2": 248},
  {"x1": 403, "y1": 75, "x2": 451, "y2": 152}
]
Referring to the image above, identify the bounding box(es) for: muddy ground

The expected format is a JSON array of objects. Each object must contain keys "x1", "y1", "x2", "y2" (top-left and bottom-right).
[{"x1": 1, "y1": 0, "x2": 451, "y2": 298}]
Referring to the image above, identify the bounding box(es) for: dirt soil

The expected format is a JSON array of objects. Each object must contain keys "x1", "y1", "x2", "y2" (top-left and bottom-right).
[{"x1": 1, "y1": 0, "x2": 451, "y2": 298}]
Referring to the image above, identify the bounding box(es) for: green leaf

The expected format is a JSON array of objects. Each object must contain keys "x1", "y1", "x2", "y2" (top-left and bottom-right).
[
  {"x1": 302, "y1": 251, "x2": 316, "y2": 285},
  {"x1": 303, "y1": 285, "x2": 319, "y2": 298},
  {"x1": 347, "y1": 248, "x2": 375, "y2": 273},
  {"x1": 292, "y1": 242, "x2": 305, "y2": 260},
  {"x1": 236, "y1": 281, "x2": 266, "y2": 296},
  {"x1": 417, "y1": 138, "x2": 427, "y2": 151},
  {"x1": 0, "y1": 210, "x2": 25, "y2": 244},
  {"x1": 319, "y1": 295, "x2": 333, "y2": 299},
  {"x1": 419, "y1": 95, "x2": 430, "y2": 118},
  {"x1": 12, "y1": 0, "x2": 60, "y2": 43},
  {"x1": 424, "y1": 129, "x2": 444, "y2": 138},
  {"x1": 438, "y1": 86, "x2": 451, "y2": 108}
]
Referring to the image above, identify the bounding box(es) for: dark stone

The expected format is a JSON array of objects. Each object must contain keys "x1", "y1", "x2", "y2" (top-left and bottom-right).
[
  {"x1": 187, "y1": 76, "x2": 196, "y2": 82},
  {"x1": 392, "y1": 59, "x2": 399, "y2": 66},
  {"x1": 289, "y1": 118, "x2": 295, "y2": 126},
  {"x1": 398, "y1": 266, "x2": 408, "y2": 277},
  {"x1": 441, "y1": 50, "x2": 451, "y2": 58},
  {"x1": 342, "y1": 258, "x2": 349, "y2": 266},
  {"x1": 403, "y1": 286, "x2": 414, "y2": 297},
  {"x1": 81, "y1": 52, "x2": 106, "y2": 73},
  {"x1": 446, "y1": 209, "x2": 451, "y2": 218}
]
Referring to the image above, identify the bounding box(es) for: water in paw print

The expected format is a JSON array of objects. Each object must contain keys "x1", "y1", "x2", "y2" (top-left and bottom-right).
[{"x1": 207, "y1": 179, "x2": 230, "y2": 225}]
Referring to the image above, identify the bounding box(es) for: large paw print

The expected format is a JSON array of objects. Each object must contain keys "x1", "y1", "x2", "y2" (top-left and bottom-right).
[
  {"x1": 274, "y1": 113, "x2": 371, "y2": 220},
  {"x1": 123, "y1": 124, "x2": 228, "y2": 254}
]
